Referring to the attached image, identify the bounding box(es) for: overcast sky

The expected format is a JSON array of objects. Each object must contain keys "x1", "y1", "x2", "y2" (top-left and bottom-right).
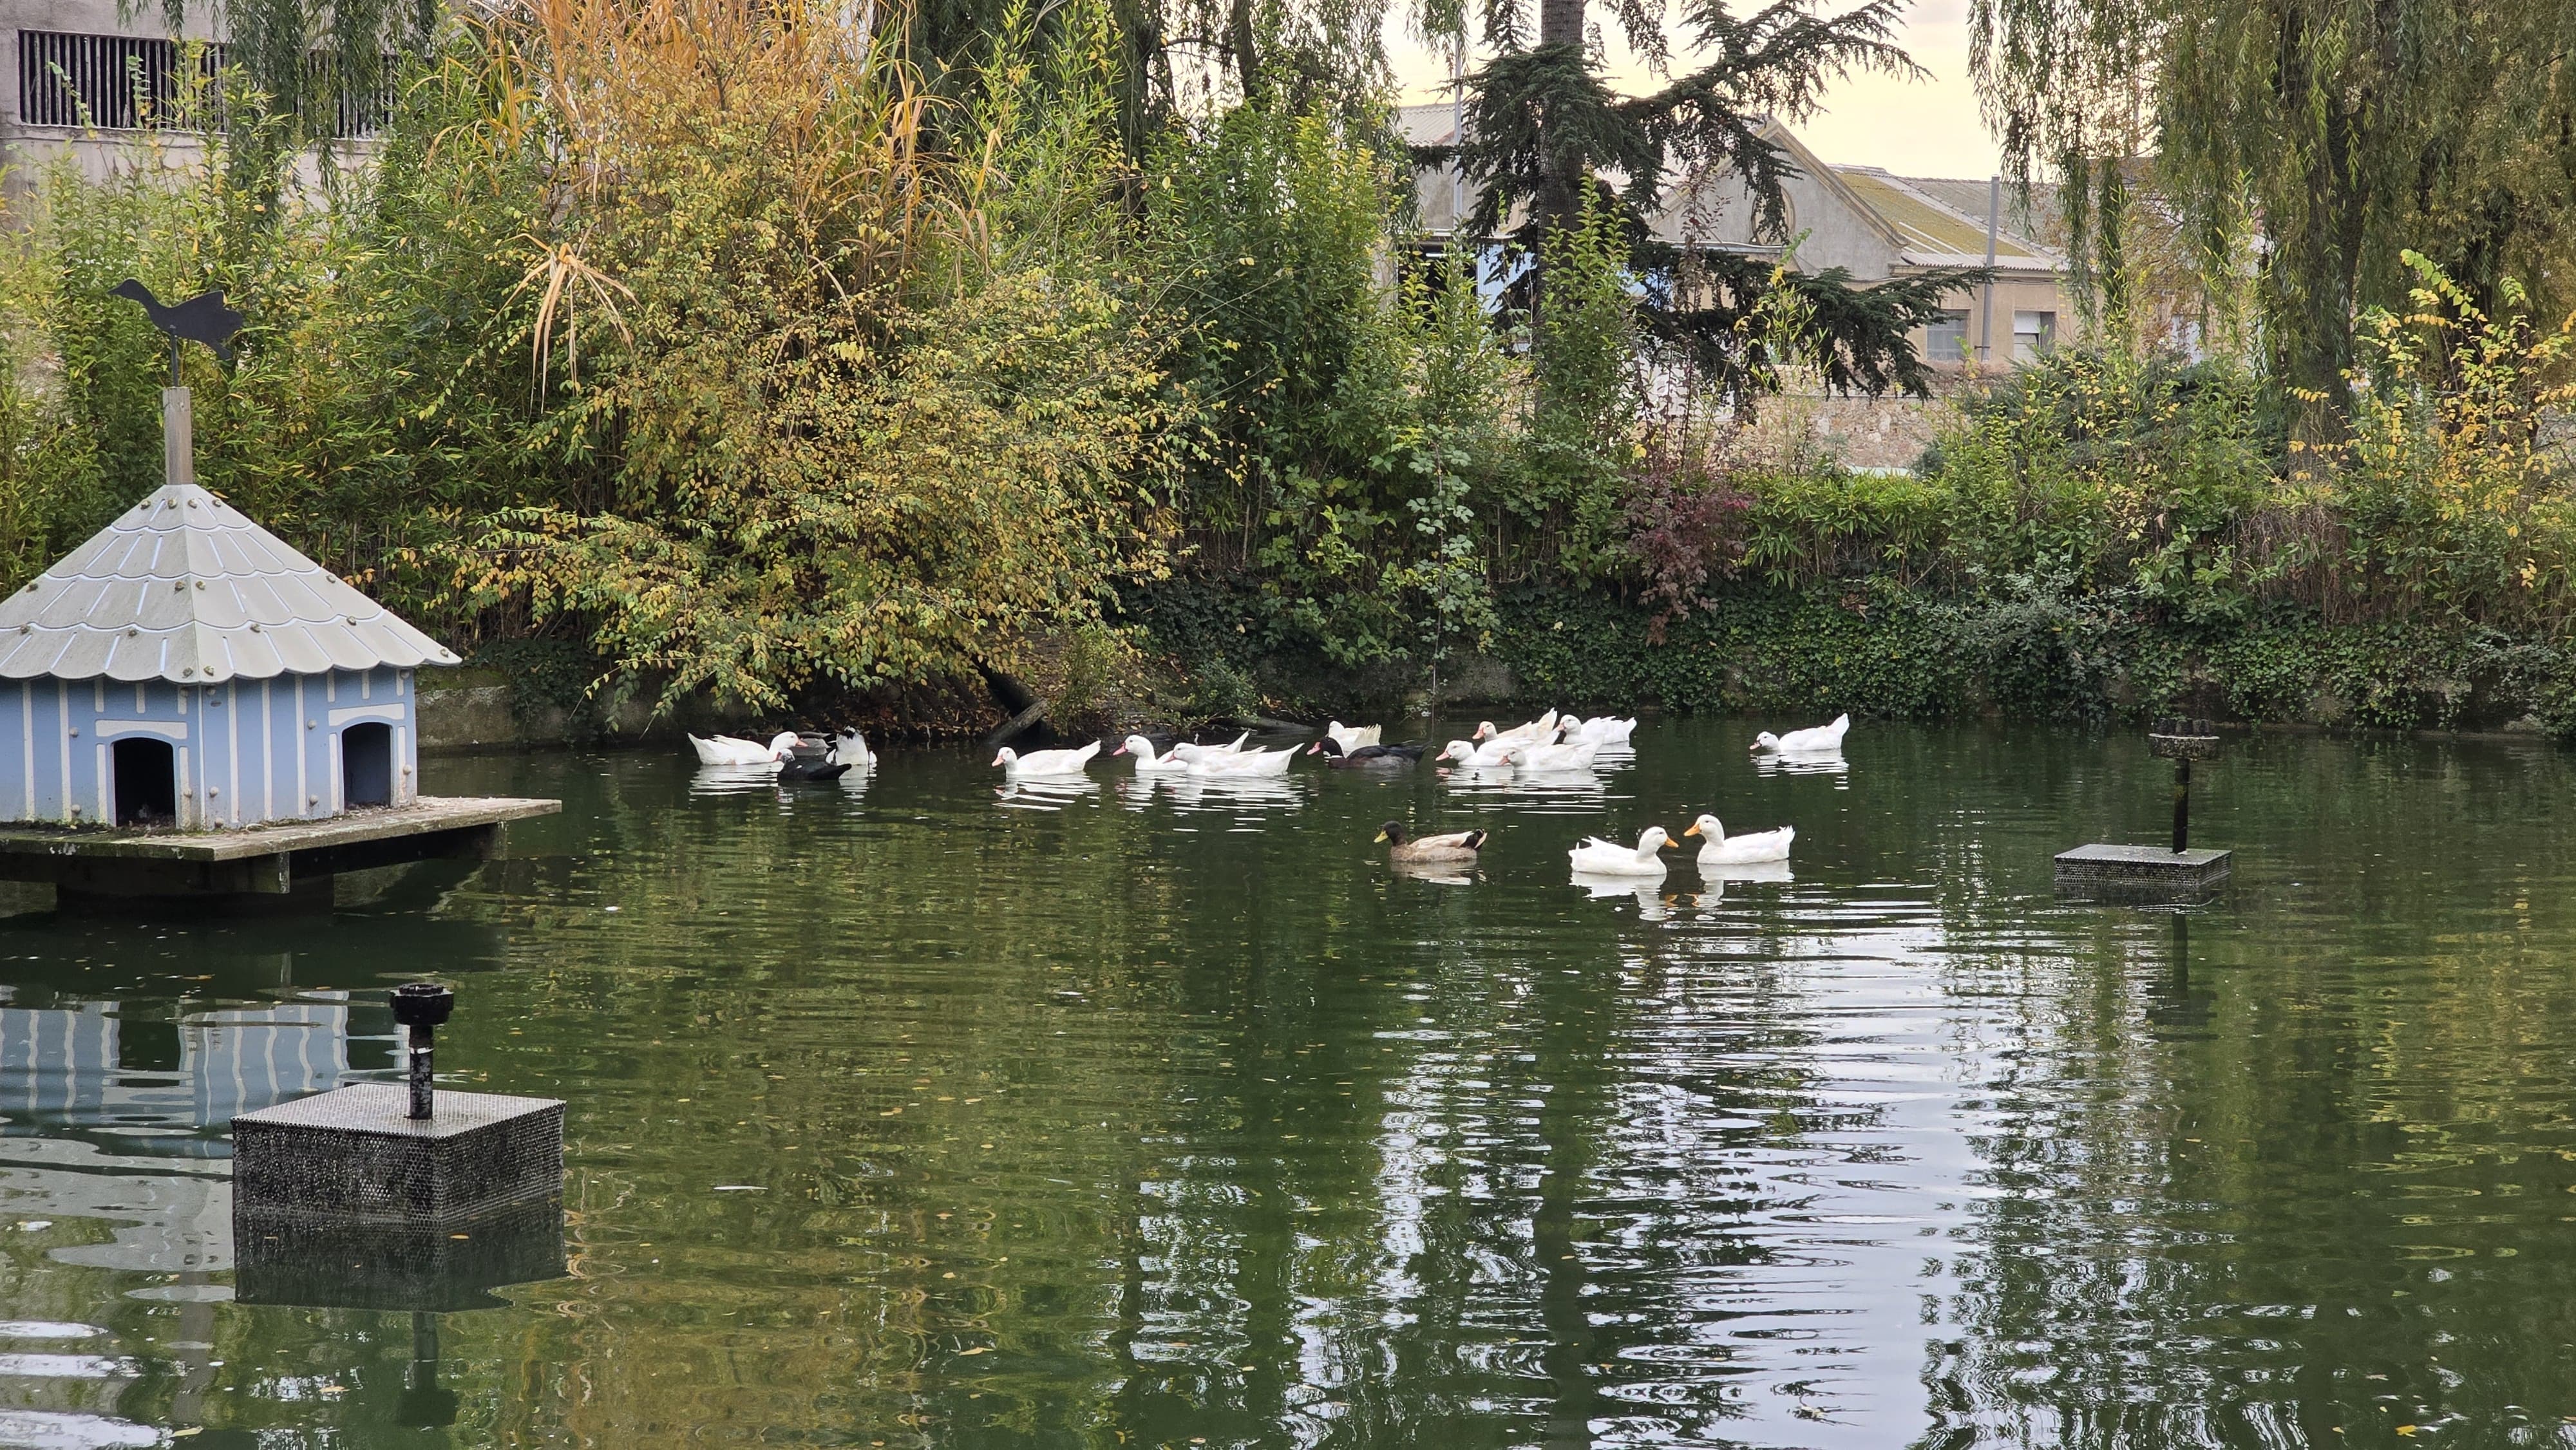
[{"x1": 1383, "y1": 0, "x2": 2002, "y2": 180}]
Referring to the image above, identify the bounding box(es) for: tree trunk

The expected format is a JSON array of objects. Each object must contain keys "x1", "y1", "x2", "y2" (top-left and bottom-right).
[
  {"x1": 1226, "y1": 0, "x2": 1263, "y2": 100},
  {"x1": 1531, "y1": 0, "x2": 1587, "y2": 329}
]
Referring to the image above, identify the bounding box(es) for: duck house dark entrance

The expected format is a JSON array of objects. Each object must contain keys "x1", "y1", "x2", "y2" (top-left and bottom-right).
[
  {"x1": 112, "y1": 738, "x2": 178, "y2": 826},
  {"x1": 343, "y1": 722, "x2": 393, "y2": 808}
]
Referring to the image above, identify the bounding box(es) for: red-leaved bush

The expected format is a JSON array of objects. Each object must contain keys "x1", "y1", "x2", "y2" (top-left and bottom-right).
[{"x1": 1622, "y1": 409, "x2": 1753, "y2": 642}]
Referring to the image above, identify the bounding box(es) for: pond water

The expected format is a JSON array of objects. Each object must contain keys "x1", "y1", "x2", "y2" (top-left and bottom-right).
[{"x1": 5, "y1": 716, "x2": 2576, "y2": 1449}]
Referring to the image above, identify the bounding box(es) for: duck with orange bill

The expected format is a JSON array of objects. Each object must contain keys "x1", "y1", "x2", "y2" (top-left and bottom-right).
[
  {"x1": 1436, "y1": 739, "x2": 1524, "y2": 769},
  {"x1": 1472, "y1": 710, "x2": 1558, "y2": 745},
  {"x1": 992, "y1": 740, "x2": 1103, "y2": 778},
  {"x1": 1567, "y1": 826, "x2": 1675, "y2": 878},
  {"x1": 1112, "y1": 735, "x2": 1189, "y2": 773},
  {"x1": 1683, "y1": 813, "x2": 1793, "y2": 864},
  {"x1": 1751, "y1": 714, "x2": 1850, "y2": 755},
  {"x1": 690, "y1": 732, "x2": 782, "y2": 767}
]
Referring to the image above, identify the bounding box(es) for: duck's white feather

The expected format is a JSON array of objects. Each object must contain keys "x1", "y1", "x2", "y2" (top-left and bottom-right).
[{"x1": 994, "y1": 740, "x2": 1103, "y2": 777}]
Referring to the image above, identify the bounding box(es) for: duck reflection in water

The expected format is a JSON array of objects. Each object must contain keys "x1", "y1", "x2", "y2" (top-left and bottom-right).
[
  {"x1": 1571, "y1": 872, "x2": 1680, "y2": 920},
  {"x1": 1751, "y1": 750, "x2": 1849, "y2": 782},
  {"x1": 1160, "y1": 773, "x2": 1305, "y2": 812},
  {"x1": 1388, "y1": 858, "x2": 1476, "y2": 886},
  {"x1": 996, "y1": 775, "x2": 1101, "y2": 810},
  {"x1": 1698, "y1": 856, "x2": 1795, "y2": 886}
]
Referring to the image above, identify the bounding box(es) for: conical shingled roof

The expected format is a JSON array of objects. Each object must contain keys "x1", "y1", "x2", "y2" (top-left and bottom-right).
[{"x1": 0, "y1": 484, "x2": 461, "y2": 684}]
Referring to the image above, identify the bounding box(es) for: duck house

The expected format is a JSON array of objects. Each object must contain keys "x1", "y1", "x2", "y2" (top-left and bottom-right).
[
  {"x1": 0, "y1": 483, "x2": 456, "y2": 829},
  {"x1": 0, "y1": 484, "x2": 558, "y2": 909}
]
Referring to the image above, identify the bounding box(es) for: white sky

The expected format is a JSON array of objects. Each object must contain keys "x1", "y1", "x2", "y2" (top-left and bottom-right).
[{"x1": 1383, "y1": 0, "x2": 2002, "y2": 180}]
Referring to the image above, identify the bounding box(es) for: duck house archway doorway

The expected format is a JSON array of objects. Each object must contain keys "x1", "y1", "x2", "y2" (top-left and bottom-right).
[
  {"x1": 342, "y1": 722, "x2": 393, "y2": 809},
  {"x1": 112, "y1": 737, "x2": 178, "y2": 827}
]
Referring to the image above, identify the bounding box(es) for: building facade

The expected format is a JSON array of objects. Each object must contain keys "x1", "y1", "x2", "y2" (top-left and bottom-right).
[
  {"x1": 1394, "y1": 107, "x2": 2077, "y2": 375},
  {"x1": 4, "y1": 3, "x2": 386, "y2": 206}
]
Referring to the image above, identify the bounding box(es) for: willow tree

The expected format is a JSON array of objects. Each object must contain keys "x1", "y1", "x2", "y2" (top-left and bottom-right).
[
  {"x1": 1971, "y1": 0, "x2": 2576, "y2": 425},
  {"x1": 1419, "y1": 0, "x2": 1983, "y2": 399}
]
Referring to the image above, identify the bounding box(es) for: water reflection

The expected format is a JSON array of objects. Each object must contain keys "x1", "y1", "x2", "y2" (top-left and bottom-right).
[
  {"x1": 1127, "y1": 770, "x2": 1310, "y2": 818},
  {"x1": 1570, "y1": 871, "x2": 1671, "y2": 918},
  {"x1": 1387, "y1": 858, "x2": 1475, "y2": 887},
  {"x1": 1441, "y1": 762, "x2": 1620, "y2": 811},
  {"x1": 992, "y1": 775, "x2": 1101, "y2": 811},
  {"x1": 1752, "y1": 749, "x2": 1849, "y2": 782},
  {"x1": 686, "y1": 762, "x2": 783, "y2": 796},
  {"x1": 1692, "y1": 856, "x2": 1795, "y2": 886},
  {"x1": 0, "y1": 1408, "x2": 163, "y2": 1450},
  {"x1": 0, "y1": 997, "x2": 348, "y2": 1159},
  {"x1": 0, "y1": 723, "x2": 2572, "y2": 1444}
]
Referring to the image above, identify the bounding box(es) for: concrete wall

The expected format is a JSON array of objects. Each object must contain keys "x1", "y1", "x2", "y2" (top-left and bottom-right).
[
  {"x1": 1, "y1": 6, "x2": 372, "y2": 211},
  {"x1": 3, "y1": 0, "x2": 218, "y2": 203},
  {"x1": 413, "y1": 671, "x2": 757, "y2": 754},
  {"x1": 0, "y1": 666, "x2": 417, "y2": 827}
]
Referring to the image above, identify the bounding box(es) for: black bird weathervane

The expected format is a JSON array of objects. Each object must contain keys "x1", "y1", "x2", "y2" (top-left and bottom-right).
[
  {"x1": 111, "y1": 278, "x2": 243, "y2": 383},
  {"x1": 112, "y1": 279, "x2": 242, "y2": 487}
]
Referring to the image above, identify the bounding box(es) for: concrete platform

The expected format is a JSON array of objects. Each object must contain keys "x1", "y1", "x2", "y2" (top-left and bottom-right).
[
  {"x1": 2055, "y1": 843, "x2": 2233, "y2": 900},
  {"x1": 233, "y1": 1082, "x2": 565, "y2": 1225},
  {"x1": 0, "y1": 795, "x2": 557, "y2": 908}
]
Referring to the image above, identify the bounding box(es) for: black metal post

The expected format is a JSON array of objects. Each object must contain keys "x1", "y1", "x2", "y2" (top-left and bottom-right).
[
  {"x1": 406, "y1": 1024, "x2": 435, "y2": 1119},
  {"x1": 389, "y1": 983, "x2": 455, "y2": 1122},
  {"x1": 2172, "y1": 756, "x2": 2192, "y2": 854}
]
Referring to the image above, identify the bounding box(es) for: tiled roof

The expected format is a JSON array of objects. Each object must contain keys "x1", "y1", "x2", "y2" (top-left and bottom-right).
[
  {"x1": 0, "y1": 484, "x2": 461, "y2": 684},
  {"x1": 1833, "y1": 168, "x2": 2061, "y2": 270},
  {"x1": 1901, "y1": 175, "x2": 2065, "y2": 245},
  {"x1": 1396, "y1": 102, "x2": 1461, "y2": 147}
]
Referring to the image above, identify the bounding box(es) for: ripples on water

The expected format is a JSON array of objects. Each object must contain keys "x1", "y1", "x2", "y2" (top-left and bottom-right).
[{"x1": 3, "y1": 719, "x2": 2576, "y2": 1446}]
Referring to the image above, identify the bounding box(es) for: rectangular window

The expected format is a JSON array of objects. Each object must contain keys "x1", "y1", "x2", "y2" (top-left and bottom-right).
[
  {"x1": 16, "y1": 30, "x2": 212, "y2": 130},
  {"x1": 2012, "y1": 310, "x2": 2058, "y2": 362},
  {"x1": 1926, "y1": 309, "x2": 1972, "y2": 362},
  {"x1": 17, "y1": 30, "x2": 395, "y2": 137}
]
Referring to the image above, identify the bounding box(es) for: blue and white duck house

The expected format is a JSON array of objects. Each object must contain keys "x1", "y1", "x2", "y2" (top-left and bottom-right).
[{"x1": 0, "y1": 484, "x2": 460, "y2": 829}]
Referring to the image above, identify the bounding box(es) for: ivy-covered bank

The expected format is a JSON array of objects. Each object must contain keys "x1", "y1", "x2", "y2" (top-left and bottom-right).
[
  {"x1": 1130, "y1": 579, "x2": 2576, "y2": 739},
  {"x1": 1499, "y1": 588, "x2": 2576, "y2": 736}
]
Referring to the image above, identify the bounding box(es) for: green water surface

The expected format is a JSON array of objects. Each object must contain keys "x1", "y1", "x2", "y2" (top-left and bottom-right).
[{"x1": 3, "y1": 717, "x2": 2574, "y2": 1449}]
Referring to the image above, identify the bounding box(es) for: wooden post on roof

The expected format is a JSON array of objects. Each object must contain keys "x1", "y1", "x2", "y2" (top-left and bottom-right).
[{"x1": 162, "y1": 388, "x2": 194, "y2": 487}]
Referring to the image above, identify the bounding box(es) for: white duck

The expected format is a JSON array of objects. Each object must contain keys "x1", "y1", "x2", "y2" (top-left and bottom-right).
[
  {"x1": 1514, "y1": 739, "x2": 1599, "y2": 771},
  {"x1": 1112, "y1": 734, "x2": 1189, "y2": 773},
  {"x1": 1473, "y1": 710, "x2": 1558, "y2": 744},
  {"x1": 1683, "y1": 813, "x2": 1794, "y2": 865},
  {"x1": 992, "y1": 740, "x2": 1103, "y2": 778},
  {"x1": 1568, "y1": 825, "x2": 1674, "y2": 878},
  {"x1": 1188, "y1": 745, "x2": 1298, "y2": 777},
  {"x1": 689, "y1": 733, "x2": 779, "y2": 767},
  {"x1": 1573, "y1": 715, "x2": 1638, "y2": 746},
  {"x1": 1325, "y1": 720, "x2": 1383, "y2": 751},
  {"x1": 1752, "y1": 713, "x2": 1850, "y2": 755},
  {"x1": 1437, "y1": 739, "x2": 1524, "y2": 769},
  {"x1": 1168, "y1": 731, "x2": 1251, "y2": 763}
]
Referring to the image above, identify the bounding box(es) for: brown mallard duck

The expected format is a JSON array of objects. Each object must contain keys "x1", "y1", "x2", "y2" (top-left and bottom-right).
[{"x1": 1375, "y1": 820, "x2": 1488, "y2": 863}]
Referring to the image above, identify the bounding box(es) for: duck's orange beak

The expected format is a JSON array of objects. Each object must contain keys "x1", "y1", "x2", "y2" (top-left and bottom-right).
[{"x1": 1682, "y1": 822, "x2": 1702, "y2": 838}]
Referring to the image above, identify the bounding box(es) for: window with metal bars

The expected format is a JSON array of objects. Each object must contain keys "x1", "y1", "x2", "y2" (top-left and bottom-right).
[
  {"x1": 16, "y1": 30, "x2": 218, "y2": 130},
  {"x1": 16, "y1": 30, "x2": 397, "y2": 137}
]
